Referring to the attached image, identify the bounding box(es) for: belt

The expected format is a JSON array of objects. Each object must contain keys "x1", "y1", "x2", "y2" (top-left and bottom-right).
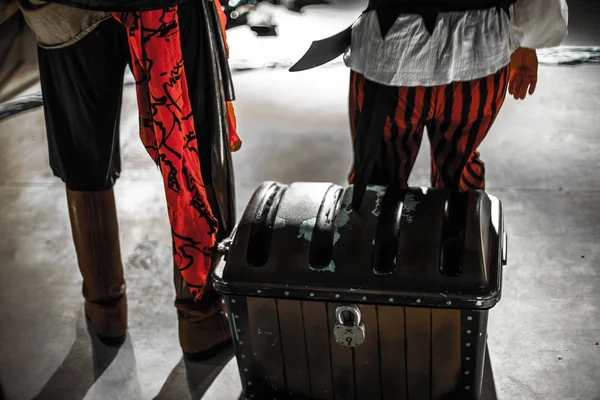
[{"x1": 289, "y1": 0, "x2": 515, "y2": 72}]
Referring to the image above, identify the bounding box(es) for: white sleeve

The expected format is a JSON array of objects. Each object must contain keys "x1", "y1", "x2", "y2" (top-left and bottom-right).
[{"x1": 511, "y1": 0, "x2": 569, "y2": 49}]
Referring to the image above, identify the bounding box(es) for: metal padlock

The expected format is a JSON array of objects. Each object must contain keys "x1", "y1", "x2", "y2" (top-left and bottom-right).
[{"x1": 333, "y1": 305, "x2": 366, "y2": 347}]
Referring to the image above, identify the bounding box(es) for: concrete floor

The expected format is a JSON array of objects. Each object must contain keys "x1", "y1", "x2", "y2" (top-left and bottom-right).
[{"x1": 1, "y1": 1, "x2": 600, "y2": 399}]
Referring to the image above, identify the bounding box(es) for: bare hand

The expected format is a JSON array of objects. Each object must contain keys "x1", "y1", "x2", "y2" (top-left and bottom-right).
[{"x1": 508, "y1": 47, "x2": 538, "y2": 100}]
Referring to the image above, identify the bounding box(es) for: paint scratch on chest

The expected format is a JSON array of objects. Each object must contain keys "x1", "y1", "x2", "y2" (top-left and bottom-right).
[
  {"x1": 333, "y1": 202, "x2": 354, "y2": 245},
  {"x1": 274, "y1": 216, "x2": 286, "y2": 229},
  {"x1": 297, "y1": 217, "x2": 316, "y2": 241},
  {"x1": 231, "y1": 315, "x2": 240, "y2": 341},
  {"x1": 403, "y1": 192, "x2": 420, "y2": 223},
  {"x1": 369, "y1": 185, "x2": 387, "y2": 217},
  {"x1": 336, "y1": 203, "x2": 353, "y2": 229},
  {"x1": 310, "y1": 260, "x2": 336, "y2": 273}
]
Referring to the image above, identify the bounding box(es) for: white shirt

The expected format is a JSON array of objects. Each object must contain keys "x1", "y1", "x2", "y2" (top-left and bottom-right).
[
  {"x1": 18, "y1": 1, "x2": 111, "y2": 48},
  {"x1": 344, "y1": 0, "x2": 569, "y2": 87}
]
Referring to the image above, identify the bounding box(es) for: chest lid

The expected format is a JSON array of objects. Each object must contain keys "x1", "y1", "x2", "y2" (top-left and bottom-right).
[{"x1": 213, "y1": 182, "x2": 505, "y2": 310}]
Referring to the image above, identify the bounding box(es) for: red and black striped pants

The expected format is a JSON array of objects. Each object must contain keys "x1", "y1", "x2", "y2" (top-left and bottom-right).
[{"x1": 349, "y1": 66, "x2": 509, "y2": 191}]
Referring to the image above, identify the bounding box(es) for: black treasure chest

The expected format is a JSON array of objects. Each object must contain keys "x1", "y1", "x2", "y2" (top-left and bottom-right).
[{"x1": 213, "y1": 181, "x2": 507, "y2": 400}]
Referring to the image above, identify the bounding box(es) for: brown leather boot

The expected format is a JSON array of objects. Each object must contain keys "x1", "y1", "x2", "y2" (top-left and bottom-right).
[
  {"x1": 66, "y1": 187, "x2": 127, "y2": 343},
  {"x1": 174, "y1": 184, "x2": 232, "y2": 358},
  {"x1": 174, "y1": 259, "x2": 232, "y2": 358}
]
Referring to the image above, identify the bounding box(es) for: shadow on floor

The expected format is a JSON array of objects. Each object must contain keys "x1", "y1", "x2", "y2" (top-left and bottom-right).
[
  {"x1": 31, "y1": 306, "x2": 138, "y2": 400},
  {"x1": 481, "y1": 346, "x2": 498, "y2": 400},
  {"x1": 22, "y1": 308, "x2": 498, "y2": 400},
  {"x1": 154, "y1": 343, "x2": 235, "y2": 400}
]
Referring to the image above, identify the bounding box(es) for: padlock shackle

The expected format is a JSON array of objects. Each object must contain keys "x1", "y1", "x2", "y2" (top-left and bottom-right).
[{"x1": 335, "y1": 305, "x2": 362, "y2": 325}]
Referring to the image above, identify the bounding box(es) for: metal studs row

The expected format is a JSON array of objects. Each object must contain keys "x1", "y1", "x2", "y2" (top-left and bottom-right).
[
  {"x1": 246, "y1": 289, "x2": 477, "y2": 308},
  {"x1": 228, "y1": 300, "x2": 278, "y2": 400},
  {"x1": 229, "y1": 298, "x2": 252, "y2": 399},
  {"x1": 464, "y1": 314, "x2": 474, "y2": 392},
  {"x1": 230, "y1": 301, "x2": 280, "y2": 400}
]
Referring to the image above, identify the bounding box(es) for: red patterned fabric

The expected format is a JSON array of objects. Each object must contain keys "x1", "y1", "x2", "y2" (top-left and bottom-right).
[{"x1": 115, "y1": 8, "x2": 217, "y2": 300}]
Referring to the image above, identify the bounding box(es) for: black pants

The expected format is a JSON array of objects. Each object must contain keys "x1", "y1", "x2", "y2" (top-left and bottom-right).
[{"x1": 37, "y1": 0, "x2": 212, "y2": 191}]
